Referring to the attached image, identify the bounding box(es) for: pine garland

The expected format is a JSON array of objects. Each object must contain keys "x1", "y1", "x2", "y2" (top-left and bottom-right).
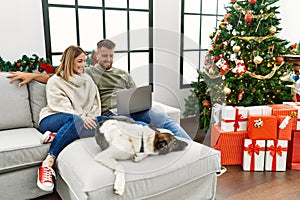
[{"x1": 0, "y1": 50, "x2": 97, "y2": 74}]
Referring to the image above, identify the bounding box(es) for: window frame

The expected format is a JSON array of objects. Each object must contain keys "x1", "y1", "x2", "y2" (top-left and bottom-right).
[
  {"x1": 180, "y1": 0, "x2": 224, "y2": 88},
  {"x1": 41, "y1": 0, "x2": 153, "y2": 86}
]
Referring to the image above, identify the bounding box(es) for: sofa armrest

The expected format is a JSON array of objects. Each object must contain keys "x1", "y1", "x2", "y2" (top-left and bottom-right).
[{"x1": 152, "y1": 101, "x2": 181, "y2": 124}]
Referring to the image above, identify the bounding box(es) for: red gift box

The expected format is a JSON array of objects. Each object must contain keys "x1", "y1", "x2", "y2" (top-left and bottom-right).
[
  {"x1": 268, "y1": 104, "x2": 298, "y2": 130},
  {"x1": 277, "y1": 115, "x2": 292, "y2": 140},
  {"x1": 242, "y1": 139, "x2": 265, "y2": 171},
  {"x1": 287, "y1": 131, "x2": 300, "y2": 170},
  {"x1": 248, "y1": 115, "x2": 277, "y2": 140},
  {"x1": 211, "y1": 124, "x2": 248, "y2": 165},
  {"x1": 265, "y1": 140, "x2": 288, "y2": 171}
]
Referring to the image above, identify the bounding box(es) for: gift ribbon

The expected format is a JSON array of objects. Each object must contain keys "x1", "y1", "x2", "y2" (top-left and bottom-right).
[
  {"x1": 222, "y1": 107, "x2": 247, "y2": 131},
  {"x1": 267, "y1": 140, "x2": 287, "y2": 171},
  {"x1": 244, "y1": 140, "x2": 265, "y2": 171}
]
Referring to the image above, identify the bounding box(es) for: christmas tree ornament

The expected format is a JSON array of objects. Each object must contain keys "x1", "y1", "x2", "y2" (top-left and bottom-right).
[
  {"x1": 244, "y1": 11, "x2": 253, "y2": 23},
  {"x1": 224, "y1": 87, "x2": 231, "y2": 95},
  {"x1": 266, "y1": 53, "x2": 271, "y2": 59},
  {"x1": 224, "y1": 13, "x2": 231, "y2": 22},
  {"x1": 232, "y1": 45, "x2": 241, "y2": 53},
  {"x1": 231, "y1": 0, "x2": 236, "y2": 3},
  {"x1": 251, "y1": 88, "x2": 256, "y2": 93},
  {"x1": 219, "y1": 22, "x2": 228, "y2": 29},
  {"x1": 253, "y1": 55, "x2": 263, "y2": 65},
  {"x1": 226, "y1": 24, "x2": 233, "y2": 31},
  {"x1": 202, "y1": 101, "x2": 211, "y2": 108},
  {"x1": 216, "y1": 58, "x2": 230, "y2": 74},
  {"x1": 276, "y1": 56, "x2": 284, "y2": 64},
  {"x1": 238, "y1": 91, "x2": 244, "y2": 102},
  {"x1": 269, "y1": 26, "x2": 277, "y2": 34},
  {"x1": 248, "y1": 0, "x2": 257, "y2": 5},
  {"x1": 232, "y1": 59, "x2": 247, "y2": 75}
]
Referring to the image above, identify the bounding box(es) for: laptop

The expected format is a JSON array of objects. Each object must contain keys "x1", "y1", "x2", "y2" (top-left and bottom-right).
[{"x1": 110, "y1": 85, "x2": 152, "y2": 115}]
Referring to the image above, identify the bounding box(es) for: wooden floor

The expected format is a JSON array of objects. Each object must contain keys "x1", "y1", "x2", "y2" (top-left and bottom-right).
[{"x1": 36, "y1": 117, "x2": 300, "y2": 200}]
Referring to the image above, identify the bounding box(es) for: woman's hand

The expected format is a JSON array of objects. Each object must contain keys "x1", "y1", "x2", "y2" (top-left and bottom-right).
[{"x1": 83, "y1": 117, "x2": 97, "y2": 129}]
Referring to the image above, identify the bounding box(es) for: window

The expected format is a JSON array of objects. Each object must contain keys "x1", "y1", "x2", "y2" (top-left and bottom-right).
[
  {"x1": 42, "y1": 0, "x2": 153, "y2": 86},
  {"x1": 180, "y1": 0, "x2": 227, "y2": 88}
]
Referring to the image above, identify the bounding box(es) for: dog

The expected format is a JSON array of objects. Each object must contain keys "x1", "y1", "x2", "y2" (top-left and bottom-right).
[{"x1": 94, "y1": 117, "x2": 188, "y2": 195}]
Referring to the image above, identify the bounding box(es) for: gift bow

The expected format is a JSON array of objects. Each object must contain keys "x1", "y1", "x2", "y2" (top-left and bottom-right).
[
  {"x1": 254, "y1": 118, "x2": 263, "y2": 128},
  {"x1": 221, "y1": 107, "x2": 247, "y2": 131},
  {"x1": 244, "y1": 143, "x2": 265, "y2": 156},
  {"x1": 267, "y1": 144, "x2": 287, "y2": 157}
]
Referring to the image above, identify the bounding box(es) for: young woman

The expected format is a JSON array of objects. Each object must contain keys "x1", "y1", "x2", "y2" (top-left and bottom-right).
[{"x1": 37, "y1": 45, "x2": 101, "y2": 192}]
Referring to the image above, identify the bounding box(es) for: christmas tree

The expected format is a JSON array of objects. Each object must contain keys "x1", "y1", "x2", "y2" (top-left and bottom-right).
[{"x1": 184, "y1": 0, "x2": 294, "y2": 131}]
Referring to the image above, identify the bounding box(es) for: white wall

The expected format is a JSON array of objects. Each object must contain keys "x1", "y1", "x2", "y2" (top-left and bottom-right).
[
  {"x1": 153, "y1": 0, "x2": 190, "y2": 112},
  {"x1": 0, "y1": 0, "x2": 45, "y2": 61},
  {"x1": 278, "y1": 0, "x2": 300, "y2": 43},
  {"x1": 0, "y1": 0, "x2": 299, "y2": 118}
]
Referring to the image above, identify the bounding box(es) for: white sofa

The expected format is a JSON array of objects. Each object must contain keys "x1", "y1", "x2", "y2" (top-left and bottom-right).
[{"x1": 0, "y1": 72, "x2": 221, "y2": 200}]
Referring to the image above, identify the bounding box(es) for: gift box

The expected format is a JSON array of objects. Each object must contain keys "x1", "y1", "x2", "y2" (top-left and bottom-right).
[
  {"x1": 248, "y1": 115, "x2": 277, "y2": 140},
  {"x1": 221, "y1": 106, "x2": 248, "y2": 132},
  {"x1": 268, "y1": 104, "x2": 298, "y2": 130},
  {"x1": 242, "y1": 139, "x2": 265, "y2": 171},
  {"x1": 265, "y1": 140, "x2": 288, "y2": 171},
  {"x1": 283, "y1": 102, "x2": 300, "y2": 106},
  {"x1": 211, "y1": 124, "x2": 248, "y2": 165},
  {"x1": 287, "y1": 131, "x2": 300, "y2": 170},
  {"x1": 246, "y1": 105, "x2": 272, "y2": 116},
  {"x1": 277, "y1": 115, "x2": 292, "y2": 140}
]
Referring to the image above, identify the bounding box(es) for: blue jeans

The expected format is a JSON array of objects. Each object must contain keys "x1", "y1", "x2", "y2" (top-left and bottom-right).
[
  {"x1": 39, "y1": 113, "x2": 96, "y2": 158},
  {"x1": 107, "y1": 107, "x2": 191, "y2": 140},
  {"x1": 39, "y1": 113, "x2": 147, "y2": 158}
]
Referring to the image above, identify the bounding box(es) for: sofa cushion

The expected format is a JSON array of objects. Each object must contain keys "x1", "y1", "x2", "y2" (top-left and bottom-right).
[
  {"x1": 0, "y1": 128, "x2": 49, "y2": 174},
  {"x1": 56, "y1": 137, "x2": 220, "y2": 199},
  {"x1": 28, "y1": 80, "x2": 47, "y2": 128},
  {"x1": 0, "y1": 72, "x2": 33, "y2": 130},
  {"x1": 152, "y1": 101, "x2": 181, "y2": 124}
]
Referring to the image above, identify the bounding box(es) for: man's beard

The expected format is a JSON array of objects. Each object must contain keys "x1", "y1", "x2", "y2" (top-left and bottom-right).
[{"x1": 100, "y1": 62, "x2": 112, "y2": 70}]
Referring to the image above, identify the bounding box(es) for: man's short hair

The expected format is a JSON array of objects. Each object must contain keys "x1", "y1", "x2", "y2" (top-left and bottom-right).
[{"x1": 97, "y1": 39, "x2": 116, "y2": 50}]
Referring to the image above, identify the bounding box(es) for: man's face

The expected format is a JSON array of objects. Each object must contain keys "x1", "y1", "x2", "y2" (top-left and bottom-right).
[{"x1": 96, "y1": 47, "x2": 114, "y2": 70}]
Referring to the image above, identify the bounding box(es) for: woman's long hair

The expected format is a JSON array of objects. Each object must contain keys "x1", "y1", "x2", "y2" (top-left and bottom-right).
[{"x1": 55, "y1": 45, "x2": 86, "y2": 81}]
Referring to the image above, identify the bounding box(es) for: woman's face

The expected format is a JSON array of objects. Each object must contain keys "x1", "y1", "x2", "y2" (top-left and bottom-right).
[{"x1": 73, "y1": 52, "x2": 87, "y2": 74}]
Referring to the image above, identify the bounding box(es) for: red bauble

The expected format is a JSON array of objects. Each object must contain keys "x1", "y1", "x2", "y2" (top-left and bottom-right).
[
  {"x1": 244, "y1": 12, "x2": 253, "y2": 22},
  {"x1": 231, "y1": 0, "x2": 236, "y2": 2},
  {"x1": 248, "y1": 0, "x2": 256, "y2": 5},
  {"x1": 16, "y1": 62, "x2": 21, "y2": 68},
  {"x1": 276, "y1": 56, "x2": 284, "y2": 64},
  {"x1": 203, "y1": 101, "x2": 211, "y2": 108}
]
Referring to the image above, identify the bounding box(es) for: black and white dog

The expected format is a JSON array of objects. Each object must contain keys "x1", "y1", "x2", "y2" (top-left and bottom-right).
[{"x1": 94, "y1": 117, "x2": 188, "y2": 195}]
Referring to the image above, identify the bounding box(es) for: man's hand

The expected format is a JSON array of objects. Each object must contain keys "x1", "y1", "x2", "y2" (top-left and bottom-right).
[
  {"x1": 7, "y1": 72, "x2": 36, "y2": 87},
  {"x1": 6, "y1": 71, "x2": 50, "y2": 87}
]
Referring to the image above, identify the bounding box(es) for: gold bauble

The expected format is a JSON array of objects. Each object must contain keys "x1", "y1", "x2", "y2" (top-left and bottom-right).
[
  {"x1": 224, "y1": 87, "x2": 231, "y2": 95},
  {"x1": 253, "y1": 56, "x2": 263, "y2": 65},
  {"x1": 232, "y1": 45, "x2": 241, "y2": 53},
  {"x1": 270, "y1": 26, "x2": 276, "y2": 34}
]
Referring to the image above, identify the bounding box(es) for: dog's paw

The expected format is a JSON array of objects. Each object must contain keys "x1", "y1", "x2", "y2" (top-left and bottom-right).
[
  {"x1": 132, "y1": 153, "x2": 146, "y2": 162},
  {"x1": 114, "y1": 170, "x2": 125, "y2": 195}
]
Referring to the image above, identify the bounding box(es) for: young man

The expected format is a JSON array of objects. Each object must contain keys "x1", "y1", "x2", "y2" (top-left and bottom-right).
[{"x1": 7, "y1": 39, "x2": 191, "y2": 140}]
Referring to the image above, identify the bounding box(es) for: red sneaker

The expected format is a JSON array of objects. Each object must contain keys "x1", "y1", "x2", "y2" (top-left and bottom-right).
[
  {"x1": 37, "y1": 166, "x2": 56, "y2": 191},
  {"x1": 42, "y1": 131, "x2": 57, "y2": 144}
]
